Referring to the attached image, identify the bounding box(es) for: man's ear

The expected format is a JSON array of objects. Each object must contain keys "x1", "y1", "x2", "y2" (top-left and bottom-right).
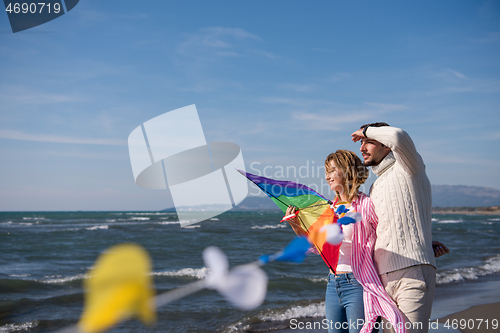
[{"x1": 383, "y1": 145, "x2": 391, "y2": 156}]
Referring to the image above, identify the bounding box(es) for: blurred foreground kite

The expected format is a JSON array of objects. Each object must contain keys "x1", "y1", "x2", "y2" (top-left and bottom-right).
[
  {"x1": 237, "y1": 170, "x2": 361, "y2": 274},
  {"x1": 55, "y1": 237, "x2": 310, "y2": 333}
]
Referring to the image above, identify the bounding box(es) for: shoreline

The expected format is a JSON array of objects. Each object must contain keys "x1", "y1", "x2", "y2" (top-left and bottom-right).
[
  {"x1": 269, "y1": 273, "x2": 500, "y2": 333},
  {"x1": 438, "y1": 302, "x2": 500, "y2": 333},
  {"x1": 432, "y1": 208, "x2": 500, "y2": 215}
]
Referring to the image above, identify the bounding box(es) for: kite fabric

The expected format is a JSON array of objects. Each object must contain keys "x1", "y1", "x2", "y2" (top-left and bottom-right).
[{"x1": 237, "y1": 170, "x2": 342, "y2": 273}]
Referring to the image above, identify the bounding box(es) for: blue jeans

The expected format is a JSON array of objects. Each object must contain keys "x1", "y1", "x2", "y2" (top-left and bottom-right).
[{"x1": 325, "y1": 272, "x2": 365, "y2": 333}]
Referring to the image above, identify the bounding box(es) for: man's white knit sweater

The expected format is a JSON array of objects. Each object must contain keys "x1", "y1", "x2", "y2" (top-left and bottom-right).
[{"x1": 365, "y1": 126, "x2": 436, "y2": 275}]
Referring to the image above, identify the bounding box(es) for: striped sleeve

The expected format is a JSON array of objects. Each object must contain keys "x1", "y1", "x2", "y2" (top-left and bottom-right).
[{"x1": 352, "y1": 193, "x2": 407, "y2": 333}]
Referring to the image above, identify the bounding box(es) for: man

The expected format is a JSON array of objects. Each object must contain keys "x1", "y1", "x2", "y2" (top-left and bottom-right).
[{"x1": 351, "y1": 123, "x2": 448, "y2": 333}]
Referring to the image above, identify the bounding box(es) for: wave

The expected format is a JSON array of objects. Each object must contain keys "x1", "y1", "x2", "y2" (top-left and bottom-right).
[
  {"x1": 39, "y1": 274, "x2": 88, "y2": 284},
  {"x1": 183, "y1": 225, "x2": 201, "y2": 229},
  {"x1": 0, "y1": 321, "x2": 39, "y2": 333},
  {"x1": 129, "y1": 217, "x2": 151, "y2": 221},
  {"x1": 436, "y1": 254, "x2": 500, "y2": 284},
  {"x1": 306, "y1": 276, "x2": 328, "y2": 283},
  {"x1": 0, "y1": 278, "x2": 56, "y2": 293},
  {"x1": 435, "y1": 219, "x2": 463, "y2": 224},
  {"x1": 222, "y1": 301, "x2": 325, "y2": 333},
  {"x1": 2, "y1": 221, "x2": 36, "y2": 226},
  {"x1": 259, "y1": 302, "x2": 325, "y2": 321},
  {"x1": 86, "y1": 225, "x2": 108, "y2": 231},
  {"x1": 125, "y1": 212, "x2": 175, "y2": 216},
  {"x1": 488, "y1": 218, "x2": 500, "y2": 221},
  {"x1": 251, "y1": 224, "x2": 287, "y2": 230},
  {"x1": 152, "y1": 267, "x2": 209, "y2": 279}
]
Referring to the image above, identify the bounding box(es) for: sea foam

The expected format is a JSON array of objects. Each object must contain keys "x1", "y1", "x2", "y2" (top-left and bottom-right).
[
  {"x1": 435, "y1": 219, "x2": 463, "y2": 224},
  {"x1": 258, "y1": 302, "x2": 325, "y2": 321},
  {"x1": 86, "y1": 225, "x2": 108, "y2": 231},
  {"x1": 251, "y1": 224, "x2": 287, "y2": 230},
  {"x1": 152, "y1": 267, "x2": 209, "y2": 279},
  {"x1": 40, "y1": 274, "x2": 89, "y2": 284},
  {"x1": 0, "y1": 321, "x2": 39, "y2": 333},
  {"x1": 436, "y1": 254, "x2": 500, "y2": 284}
]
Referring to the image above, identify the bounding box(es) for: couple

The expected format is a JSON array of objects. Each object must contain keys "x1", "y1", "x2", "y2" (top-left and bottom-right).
[{"x1": 285, "y1": 123, "x2": 448, "y2": 333}]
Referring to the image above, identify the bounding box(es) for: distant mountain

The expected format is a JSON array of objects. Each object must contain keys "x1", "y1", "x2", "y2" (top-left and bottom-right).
[
  {"x1": 431, "y1": 185, "x2": 500, "y2": 207},
  {"x1": 162, "y1": 185, "x2": 500, "y2": 212},
  {"x1": 232, "y1": 195, "x2": 279, "y2": 211},
  {"x1": 161, "y1": 196, "x2": 279, "y2": 212},
  {"x1": 234, "y1": 185, "x2": 500, "y2": 209}
]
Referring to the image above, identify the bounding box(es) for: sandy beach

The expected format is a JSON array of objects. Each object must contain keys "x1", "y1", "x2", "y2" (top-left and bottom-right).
[
  {"x1": 432, "y1": 207, "x2": 500, "y2": 215},
  {"x1": 271, "y1": 274, "x2": 500, "y2": 333},
  {"x1": 439, "y1": 302, "x2": 500, "y2": 333}
]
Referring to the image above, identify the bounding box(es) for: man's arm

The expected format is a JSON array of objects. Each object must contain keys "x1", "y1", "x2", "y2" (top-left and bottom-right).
[{"x1": 353, "y1": 126, "x2": 425, "y2": 175}]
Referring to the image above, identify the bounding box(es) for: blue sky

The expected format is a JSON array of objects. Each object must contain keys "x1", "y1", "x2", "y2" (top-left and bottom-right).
[{"x1": 1, "y1": 0, "x2": 499, "y2": 211}]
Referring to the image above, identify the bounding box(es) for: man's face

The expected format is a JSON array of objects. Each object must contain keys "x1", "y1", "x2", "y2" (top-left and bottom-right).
[{"x1": 360, "y1": 138, "x2": 391, "y2": 166}]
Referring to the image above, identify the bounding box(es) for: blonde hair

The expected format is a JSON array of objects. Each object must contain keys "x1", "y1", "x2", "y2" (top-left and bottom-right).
[{"x1": 325, "y1": 150, "x2": 368, "y2": 202}]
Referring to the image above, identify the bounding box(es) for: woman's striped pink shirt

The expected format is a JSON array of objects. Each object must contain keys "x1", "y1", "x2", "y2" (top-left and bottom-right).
[{"x1": 351, "y1": 192, "x2": 406, "y2": 333}]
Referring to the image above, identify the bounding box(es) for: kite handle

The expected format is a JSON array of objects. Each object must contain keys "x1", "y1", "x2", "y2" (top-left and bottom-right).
[{"x1": 280, "y1": 210, "x2": 299, "y2": 222}]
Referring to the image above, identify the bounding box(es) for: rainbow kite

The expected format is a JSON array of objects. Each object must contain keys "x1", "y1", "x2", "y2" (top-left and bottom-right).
[{"x1": 238, "y1": 170, "x2": 343, "y2": 273}]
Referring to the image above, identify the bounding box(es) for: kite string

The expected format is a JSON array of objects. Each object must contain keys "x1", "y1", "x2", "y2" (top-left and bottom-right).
[
  {"x1": 239, "y1": 171, "x2": 333, "y2": 213},
  {"x1": 155, "y1": 280, "x2": 208, "y2": 308},
  {"x1": 239, "y1": 171, "x2": 337, "y2": 273},
  {"x1": 305, "y1": 201, "x2": 332, "y2": 209},
  {"x1": 239, "y1": 174, "x2": 291, "y2": 208},
  {"x1": 295, "y1": 214, "x2": 336, "y2": 274}
]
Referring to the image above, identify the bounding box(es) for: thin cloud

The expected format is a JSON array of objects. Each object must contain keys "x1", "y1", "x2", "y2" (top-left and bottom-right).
[
  {"x1": 431, "y1": 68, "x2": 468, "y2": 81},
  {"x1": 290, "y1": 103, "x2": 407, "y2": 131},
  {"x1": 0, "y1": 85, "x2": 84, "y2": 106},
  {"x1": 176, "y1": 26, "x2": 275, "y2": 63},
  {"x1": 421, "y1": 149, "x2": 500, "y2": 167},
  {"x1": 469, "y1": 31, "x2": 500, "y2": 45},
  {"x1": 326, "y1": 73, "x2": 351, "y2": 83},
  {"x1": 279, "y1": 83, "x2": 314, "y2": 93},
  {"x1": 444, "y1": 77, "x2": 500, "y2": 93},
  {"x1": 0, "y1": 129, "x2": 126, "y2": 146},
  {"x1": 424, "y1": 68, "x2": 500, "y2": 95},
  {"x1": 447, "y1": 69, "x2": 467, "y2": 79},
  {"x1": 292, "y1": 112, "x2": 376, "y2": 130}
]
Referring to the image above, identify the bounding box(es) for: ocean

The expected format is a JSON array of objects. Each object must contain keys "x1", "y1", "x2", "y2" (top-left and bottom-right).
[{"x1": 2, "y1": 211, "x2": 500, "y2": 333}]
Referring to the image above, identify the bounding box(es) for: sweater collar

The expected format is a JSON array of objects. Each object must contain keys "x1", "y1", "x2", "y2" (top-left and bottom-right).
[{"x1": 371, "y1": 152, "x2": 395, "y2": 176}]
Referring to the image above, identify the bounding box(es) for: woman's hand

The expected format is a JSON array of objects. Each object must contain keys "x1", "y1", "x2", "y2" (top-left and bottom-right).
[
  {"x1": 285, "y1": 205, "x2": 297, "y2": 221},
  {"x1": 285, "y1": 206, "x2": 306, "y2": 237}
]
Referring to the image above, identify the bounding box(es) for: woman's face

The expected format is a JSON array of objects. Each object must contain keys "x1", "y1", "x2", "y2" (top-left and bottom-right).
[{"x1": 325, "y1": 160, "x2": 344, "y2": 194}]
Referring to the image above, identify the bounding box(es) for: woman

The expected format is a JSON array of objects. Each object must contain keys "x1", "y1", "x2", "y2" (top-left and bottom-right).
[{"x1": 285, "y1": 150, "x2": 405, "y2": 333}]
